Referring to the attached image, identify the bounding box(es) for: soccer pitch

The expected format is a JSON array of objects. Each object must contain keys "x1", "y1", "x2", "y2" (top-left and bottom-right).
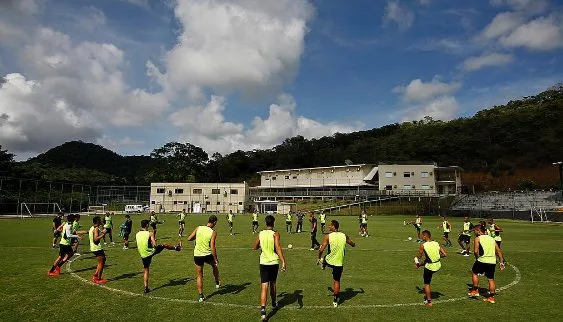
[{"x1": 1, "y1": 214, "x2": 562, "y2": 321}]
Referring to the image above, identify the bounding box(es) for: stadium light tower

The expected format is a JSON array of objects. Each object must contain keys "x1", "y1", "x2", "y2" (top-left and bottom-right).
[{"x1": 554, "y1": 161, "x2": 563, "y2": 197}]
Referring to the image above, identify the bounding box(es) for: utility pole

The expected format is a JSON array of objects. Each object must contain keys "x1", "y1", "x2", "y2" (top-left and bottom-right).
[{"x1": 554, "y1": 162, "x2": 563, "y2": 198}]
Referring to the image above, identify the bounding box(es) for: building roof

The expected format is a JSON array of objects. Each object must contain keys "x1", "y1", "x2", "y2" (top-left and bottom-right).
[
  {"x1": 363, "y1": 167, "x2": 378, "y2": 181},
  {"x1": 257, "y1": 164, "x2": 375, "y2": 174}
]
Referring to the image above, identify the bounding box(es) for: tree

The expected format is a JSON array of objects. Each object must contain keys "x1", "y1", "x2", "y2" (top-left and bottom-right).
[
  {"x1": 147, "y1": 142, "x2": 209, "y2": 182},
  {"x1": 0, "y1": 145, "x2": 15, "y2": 175}
]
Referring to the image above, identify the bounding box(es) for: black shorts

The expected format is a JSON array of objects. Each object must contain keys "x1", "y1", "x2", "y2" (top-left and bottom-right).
[
  {"x1": 443, "y1": 232, "x2": 449, "y2": 238},
  {"x1": 59, "y1": 244, "x2": 74, "y2": 257},
  {"x1": 228, "y1": 221, "x2": 233, "y2": 227},
  {"x1": 71, "y1": 237, "x2": 78, "y2": 245},
  {"x1": 260, "y1": 264, "x2": 279, "y2": 283},
  {"x1": 361, "y1": 223, "x2": 367, "y2": 228},
  {"x1": 178, "y1": 221, "x2": 185, "y2": 225},
  {"x1": 326, "y1": 263, "x2": 344, "y2": 282},
  {"x1": 105, "y1": 228, "x2": 112, "y2": 234},
  {"x1": 496, "y1": 241, "x2": 501, "y2": 248},
  {"x1": 459, "y1": 234, "x2": 471, "y2": 244},
  {"x1": 194, "y1": 254, "x2": 215, "y2": 267},
  {"x1": 141, "y1": 245, "x2": 165, "y2": 268},
  {"x1": 53, "y1": 231, "x2": 61, "y2": 238},
  {"x1": 286, "y1": 221, "x2": 292, "y2": 225},
  {"x1": 93, "y1": 250, "x2": 106, "y2": 257},
  {"x1": 123, "y1": 232, "x2": 130, "y2": 240},
  {"x1": 321, "y1": 222, "x2": 325, "y2": 226},
  {"x1": 150, "y1": 222, "x2": 157, "y2": 230},
  {"x1": 472, "y1": 261, "x2": 496, "y2": 279},
  {"x1": 413, "y1": 224, "x2": 421, "y2": 231},
  {"x1": 252, "y1": 221, "x2": 258, "y2": 226},
  {"x1": 423, "y1": 268, "x2": 436, "y2": 284}
]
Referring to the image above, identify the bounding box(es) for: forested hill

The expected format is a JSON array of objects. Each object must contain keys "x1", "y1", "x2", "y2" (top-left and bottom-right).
[{"x1": 3, "y1": 85, "x2": 563, "y2": 188}]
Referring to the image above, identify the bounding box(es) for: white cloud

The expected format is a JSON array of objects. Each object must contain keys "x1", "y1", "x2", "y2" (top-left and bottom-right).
[
  {"x1": 0, "y1": 73, "x2": 100, "y2": 152},
  {"x1": 78, "y1": 7, "x2": 107, "y2": 31},
  {"x1": 149, "y1": 0, "x2": 314, "y2": 99},
  {"x1": 171, "y1": 94, "x2": 362, "y2": 154},
  {"x1": 401, "y1": 96, "x2": 459, "y2": 122},
  {"x1": 479, "y1": 11, "x2": 524, "y2": 40},
  {"x1": 96, "y1": 135, "x2": 145, "y2": 152},
  {"x1": 489, "y1": 0, "x2": 549, "y2": 14},
  {"x1": 500, "y1": 16, "x2": 563, "y2": 50},
  {"x1": 393, "y1": 78, "x2": 461, "y2": 103},
  {"x1": 0, "y1": 26, "x2": 169, "y2": 154},
  {"x1": 0, "y1": 0, "x2": 45, "y2": 15},
  {"x1": 383, "y1": 1, "x2": 414, "y2": 31},
  {"x1": 462, "y1": 53, "x2": 514, "y2": 71}
]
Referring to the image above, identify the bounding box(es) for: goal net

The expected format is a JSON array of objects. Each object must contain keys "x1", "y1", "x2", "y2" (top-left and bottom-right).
[
  {"x1": 88, "y1": 205, "x2": 106, "y2": 215},
  {"x1": 20, "y1": 203, "x2": 62, "y2": 218},
  {"x1": 530, "y1": 207, "x2": 548, "y2": 223}
]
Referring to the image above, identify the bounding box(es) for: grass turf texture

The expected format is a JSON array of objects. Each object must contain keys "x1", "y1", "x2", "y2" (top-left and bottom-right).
[{"x1": 1, "y1": 214, "x2": 562, "y2": 321}]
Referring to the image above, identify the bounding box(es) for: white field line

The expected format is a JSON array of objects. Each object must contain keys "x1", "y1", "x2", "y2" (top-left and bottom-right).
[{"x1": 66, "y1": 258, "x2": 521, "y2": 309}]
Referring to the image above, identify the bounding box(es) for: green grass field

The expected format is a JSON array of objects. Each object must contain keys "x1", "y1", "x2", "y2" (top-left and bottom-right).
[{"x1": 1, "y1": 214, "x2": 562, "y2": 321}]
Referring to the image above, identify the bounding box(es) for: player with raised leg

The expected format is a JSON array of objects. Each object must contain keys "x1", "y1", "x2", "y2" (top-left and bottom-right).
[
  {"x1": 468, "y1": 225, "x2": 506, "y2": 303},
  {"x1": 415, "y1": 230, "x2": 447, "y2": 307},
  {"x1": 405, "y1": 214, "x2": 423, "y2": 242},
  {"x1": 457, "y1": 217, "x2": 474, "y2": 256},
  {"x1": 89, "y1": 216, "x2": 107, "y2": 284},
  {"x1": 317, "y1": 220, "x2": 356, "y2": 307},
  {"x1": 136, "y1": 219, "x2": 182, "y2": 293},
  {"x1": 253, "y1": 215, "x2": 287, "y2": 321},
  {"x1": 188, "y1": 215, "x2": 221, "y2": 302}
]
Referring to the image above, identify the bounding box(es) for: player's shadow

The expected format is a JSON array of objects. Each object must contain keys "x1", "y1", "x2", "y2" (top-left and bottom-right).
[
  {"x1": 72, "y1": 264, "x2": 114, "y2": 273},
  {"x1": 108, "y1": 272, "x2": 141, "y2": 282},
  {"x1": 267, "y1": 290, "x2": 304, "y2": 320},
  {"x1": 416, "y1": 286, "x2": 444, "y2": 299},
  {"x1": 331, "y1": 287, "x2": 365, "y2": 304},
  {"x1": 152, "y1": 277, "x2": 193, "y2": 291},
  {"x1": 206, "y1": 282, "x2": 251, "y2": 300}
]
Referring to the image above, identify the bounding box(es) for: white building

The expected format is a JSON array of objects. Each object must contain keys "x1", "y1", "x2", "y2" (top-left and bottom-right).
[{"x1": 150, "y1": 182, "x2": 249, "y2": 213}]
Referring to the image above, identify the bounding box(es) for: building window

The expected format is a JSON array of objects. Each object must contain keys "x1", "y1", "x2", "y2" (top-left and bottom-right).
[
  {"x1": 156, "y1": 188, "x2": 165, "y2": 193},
  {"x1": 421, "y1": 172, "x2": 429, "y2": 178},
  {"x1": 285, "y1": 175, "x2": 290, "y2": 179},
  {"x1": 403, "y1": 185, "x2": 412, "y2": 190},
  {"x1": 385, "y1": 185, "x2": 393, "y2": 190},
  {"x1": 217, "y1": 201, "x2": 221, "y2": 205},
  {"x1": 265, "y1": 178, "x2": 269, "y2": 181},
  {"x1": 151, "y1": 201, "x2": 155, "y2": 204},
  {"x1": 173, "y1": 201, "x2": 177, "y2": 205},
  {"x1": 206, "y1": 201, "x2": 210, "y2": 205},
  {"x1": 211, "y1": 189, "x2": 220, "y2": 194},
  {"x1": 422, "y1": 185, "x2": 430, "y2": 190},
  {"x1": 385, "y1": 172, "x2": 393, "y2": 178},
  {"x1": 239, "y1": 202, "x2": 243, "y2": 205},
  {"x1": 230, "y1": 189, "x2": 238, "y2": 194},
  {"x1": 174, "y1": 188, "x2": 184, "y2": 194},
  {"x1": 193, "y1": 189, "x2": 202, "y2": 194},
  {"x1": 184, "y1": 201, "x2": 188, "y2": 204},
  {"x1": 292, "y1": 176, "x2": 297, "y2": 179},
  {"x1": 272, "y1": 176, "x2": 277, "y2": 181},
  {"x1": 403, "y1": 172, "x2": 411, "y2": 178}
]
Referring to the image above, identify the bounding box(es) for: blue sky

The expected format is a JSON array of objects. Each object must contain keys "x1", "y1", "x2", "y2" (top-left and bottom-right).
[{"x1": 1, "y1": 0, "x2": 562, "y2": 160}]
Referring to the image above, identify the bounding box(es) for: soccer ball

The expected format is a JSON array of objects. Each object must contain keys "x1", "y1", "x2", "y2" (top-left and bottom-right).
[
  {"x1": 408, "y1": 237, "x2": 412, "y2": 241},
  {"x1": 287, "y1": 244, "x2": 293, "y2": 249}
]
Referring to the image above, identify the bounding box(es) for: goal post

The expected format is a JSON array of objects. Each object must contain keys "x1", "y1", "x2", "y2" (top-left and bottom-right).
[
  {"x1": 19, "y1": 203, "x2": 62, "y2": 218},
  {"x1": 88, "y1": 205, "x2": 106, "y2": 215}
]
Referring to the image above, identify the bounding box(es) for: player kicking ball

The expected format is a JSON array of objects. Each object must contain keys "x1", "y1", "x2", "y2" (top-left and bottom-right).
[
  {"x1": 136, "y1": 219, "x2": 182, "y2": 293},
  {"x1": 415, "y1": 230, "x2": 447, "y2": 307},
  {"x1": 317, "y1": 220, "x2": 355, "y2": 307}
]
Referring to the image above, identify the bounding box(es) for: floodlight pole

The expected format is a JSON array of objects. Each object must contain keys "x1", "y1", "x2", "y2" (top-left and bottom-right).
[{"x1": 554, "y1": 162, "x2": 563, "y2": 198}]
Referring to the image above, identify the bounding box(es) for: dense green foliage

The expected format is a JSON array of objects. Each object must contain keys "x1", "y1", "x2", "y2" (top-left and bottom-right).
[{"x1": 3, "y1": 86, "x2": 563, "y2": 185}]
